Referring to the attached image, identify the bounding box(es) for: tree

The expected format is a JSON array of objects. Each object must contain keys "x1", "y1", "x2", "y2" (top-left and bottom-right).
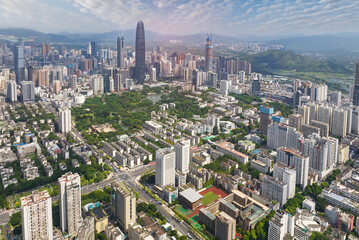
[
  {"x1": 137, "y1": 202, "x2": 148, "y2": 213},
  {"x1": 309, "y1": 232, "x2": 330, "y2": 240},
  {"x1": 9, "y1": 211, "x2": 21, "y2": 227}
]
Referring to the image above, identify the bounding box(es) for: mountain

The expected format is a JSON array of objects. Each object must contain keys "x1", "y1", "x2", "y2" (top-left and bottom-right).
[
  {"x1": 0, "y1": 28, "x2": 73, "y2": 43},
  {"x1": 271, "y1": 35, "x2": 359, "y2": 52},
  {"x1": 241, "y1": 50, "x2": 352, "y2": 74}
]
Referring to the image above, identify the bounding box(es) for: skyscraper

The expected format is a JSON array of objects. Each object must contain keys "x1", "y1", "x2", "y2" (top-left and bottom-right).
[
  {"x1": 59, "y1": 108, "x2": 72, "y2": 134},
  {"x1": 117, "y1": 36, "x2": 125, "y2": 68},
  {"x1": 155, "y1": 148, "x2": 175, "y2": 188},
  {"x1": 111, "y1": 181, "x2": 136, "y2": 232},
  {"x1": 14, "y1": 40, "x2": 25, "y2": 84},
  {"x1": 135, "y1": 21, "x2": 146, "y2": 84},
  {"x1": 6, "y1": 80, "x2": 17, "y2": 102},
  {"x1": 90, "y1": 41, "x2": 96, "y2": 57},
  {"x1": 174, "y1": 140, "x2": 190, "y2": 173},
  {"x1": 353, "y1": 62, "x2": 359, "y2": 106},
  {"x1": 21, "y1": 190, "x2": 53, "y2": 240},
  {"x1": 260, "y1": 105, "x2": 274, "y2": 135},
  {"x1": 59, "y1": 172, "x2": 81, "y2": 236},
  {"x1": 205, "y1": 35, "x2": 213, "y2": 72}
]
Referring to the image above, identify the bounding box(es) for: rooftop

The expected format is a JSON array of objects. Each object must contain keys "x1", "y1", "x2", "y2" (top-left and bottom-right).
[{"x1": 179, "y1": 188, "x2": 203, "y2": 203}]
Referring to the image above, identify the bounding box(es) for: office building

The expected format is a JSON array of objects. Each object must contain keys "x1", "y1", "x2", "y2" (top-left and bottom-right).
[
  {"x1": 155, "y1": 148, "x2": 175, "y2": 188},
  {"x1": 69, "y1": 75, "x2": 77, "y2": 90},
  {"x1": 117, "y1": 36, "x2": 125, "y2": 68},
  {"x1": 174, "y1": 140, "x2": 190, "y2": 173},
  {"x1": 261, "y1": 175, "x2": 288, "y2": 206},
  {"x1": 111, "y1": 181, "x2": 136, "y2": 231},
  {"x1": 14, "y1": 41, "x2": 25, "y2": 84},
  {"x1": 90, "y1": 41, "x2": 96, "y2": 57},
  {"x1": 21, "y1": 190, "x2": 53, "y2": 240},
  {"x1": 6, "y1": 80, "x2": 17, "y2": 102},
  {"x1": 205, "y1": 35, "x2": 213, "y2": 72},
  {"x1": 276, "y1": 147, "x2": 309, "y2": 189},
  {"x1": 59, "y1": 172, "x2": 81, "y2": 236},
  {"x1": 59, "y1": 107, "x2": 72, "y2": 134},
  {"x1": 22, "y1": 81, "x2": 35, "y2": 102},
  {"x1": 353, "y1": 62, "x2": 359, "y2": 106},
  {"x1": 273, "y1": 163, "x2": 296, "y2": 199},
  {"x1": 259, "y1": 105, "x2": 273, "y2": 135},
  {"x1": 135, "y1": 21, "x2": 145, "y2": 84},
  {"x1": 250, "y1": 80, "x2": 261, "y2": 94}
]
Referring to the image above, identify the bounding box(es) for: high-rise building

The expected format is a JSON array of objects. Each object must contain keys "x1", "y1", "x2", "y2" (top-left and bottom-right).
[
  {"x1": 332, "y1": 107, "x2": 348, "y2": 138},
  {"x1": 276, "y1": 147, "x2": 309, "y2": 190},
  {"x1": 14, "y1": 40, "x2": 25, "y2": 84},
  {"x1": 250, "y1": 80, "x2": 261, "y2": 94},
  {"x1": 6, "y1": 80, "x2": 17, "y2": 102},
  {"x1": 268, "y1": 210, "x2": 294, "y2": 240},
  {"x1": 38, "y1": 69, "x2": 49, "y2": 86},
  {"x1": 260, "y1": 105, "x2": 274, "y2": 135},
  {"x1": 273, "y1": 163, "x2": 296, "y2": 199},
  {"x1": 215, "y1": 212, "x2": 236, "y2": 240},
  {"x1": 155, "y1": 148, "x2": 175, "y2": 188},
  {"x1": 21, "y1": 81, "x2": 35, "y2": 102},
  {"x1": 267, "y1": 123, "x2": 302, "y2": 150},
  {"x1": 77, "y1": 216, "x2": 95, "y2": 240},
  {"x1": 59, "y1": 172, "x2": 81, "y2": 236},
  {"x1": 310, "y1": 83, "x2": 328, "y2": 102},
  {"x1": 21, "y1": 190, "x2": 53, "y2": 240},
  {"x1": 330, "y1": 91, "x2": 341, "y2": 106},
  {"x1": 135, "y1": 21, "x2": 146, "y2": 84},
  {"x1": 288, "y1": 113, "x2": 302, "y2": 131},
  {"x1": 90, "y1": 41, "x2": 96, "y2": 57},
  {"x1": 205, "y1": 35, "x2": 213, "y2": 72},
  {"x1": 352, "y1": 62, "x2": 359, "y2": 106},
  {"x1": 261, "y1": 175, "x2": 288, "y2": 206},
  {"x1": 59, "y1": 108, "x2": 71, "y2": 134},
  {"x1": 117, "y1": 36, "x2": 125, "y2": 68},
  {"x1": 150, "y1": 68, "x2": 156, "y2": 82},
  {"x1": 90, "y1": 75, "x2": 104, "y2": 95},
  {"x1": 174, "y1": 140, "x2": 190, "y2": 173},
  {"x1": 69, "y1": 75, "x2": 77, "y2": 90},
  {"x1": 111, "y1": 181, "x2": 136, "y2": 232}
]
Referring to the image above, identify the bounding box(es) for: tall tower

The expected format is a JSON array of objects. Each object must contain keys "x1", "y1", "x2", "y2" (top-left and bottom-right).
[
  {"x1": 59, "y1": 172, "x2": 81, "y2": 236},
  {"x1": 117, "y1": 36, "x2": 125, "y2": 68},
  {"x1": 174, "y1": 140, "x2": 190, "y2": 173},
  {"x1": 14, "y1": 39, "x2": 25, "y2": 84},
  {"x1": 205, "y1": 35, "x2": 213, "y2": 72},
  {"x1": 90, "y1": 41, "x2": 96, "y2": 57},
  {"x1": 135, "y1": 21, "x2": 146, "y2": 84},
  {"x1": 353, "y1": 62, "x2": 359, "y2": 106}
]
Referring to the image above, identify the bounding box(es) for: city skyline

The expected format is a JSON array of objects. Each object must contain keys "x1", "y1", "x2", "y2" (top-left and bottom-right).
[{"x1": 0, "y1": 0, "x2": 358, "y2": 37}]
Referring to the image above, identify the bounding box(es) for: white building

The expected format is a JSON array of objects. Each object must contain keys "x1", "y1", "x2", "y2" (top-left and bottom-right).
[
  {"x1": 90, "y1": 75, "x2": 104, "y2": 95},
  {"x1": 273, "y1": 163, "x2": 296, "y2": 199},
  {"x1": 268, "y1": 210, "x2": 294, "y2": 240},
  {"x1": 261, "y1": 175, "x2": 288, "y2": 206},
  {"x1": 174, "y1": 140, "x2": 190, "y2": 173},
  {"x1": 59, "y1": 107, "x2": 72, "y2": 134},
  {"x1": 155, "y1": 148, "x2": 175, "y2": 188},
  {"x1": 21, "y1": 190, "x2": 53, "y2": 240},
  {"x1": 59, "y1": 172, "x2": 82, "y2": 236},
  {"x1": 150, "y1": 68, "x2": 156, "y2": 82}
]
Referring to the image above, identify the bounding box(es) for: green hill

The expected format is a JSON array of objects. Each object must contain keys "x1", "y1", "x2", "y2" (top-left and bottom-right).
[{"x1": 243, "y1": 50, "x2": 352, "y2": 74}]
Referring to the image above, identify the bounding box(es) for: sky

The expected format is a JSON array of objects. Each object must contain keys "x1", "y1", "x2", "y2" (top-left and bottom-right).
[{"x1": 0, "y1": 0, "x2": 358, "y2": 37}]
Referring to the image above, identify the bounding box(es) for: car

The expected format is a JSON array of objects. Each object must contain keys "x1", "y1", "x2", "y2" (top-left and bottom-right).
[{"x1": 187, "y1": 234, "x2": 192, "y2": 239}]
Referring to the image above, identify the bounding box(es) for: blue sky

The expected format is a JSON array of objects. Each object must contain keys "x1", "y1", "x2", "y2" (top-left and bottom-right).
[{"x1": 0, "y1": 0, "x2": 358, "y2": 36}]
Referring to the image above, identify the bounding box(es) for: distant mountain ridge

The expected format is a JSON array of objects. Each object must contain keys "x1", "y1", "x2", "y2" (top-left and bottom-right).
[{"x1": 1, "y1": 27, "x2": 358, "y2": 52}]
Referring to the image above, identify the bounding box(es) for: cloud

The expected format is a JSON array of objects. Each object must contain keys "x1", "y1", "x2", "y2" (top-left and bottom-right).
[{"x1": 0, "y1": 0, "x2": 358, "y2": 36}]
